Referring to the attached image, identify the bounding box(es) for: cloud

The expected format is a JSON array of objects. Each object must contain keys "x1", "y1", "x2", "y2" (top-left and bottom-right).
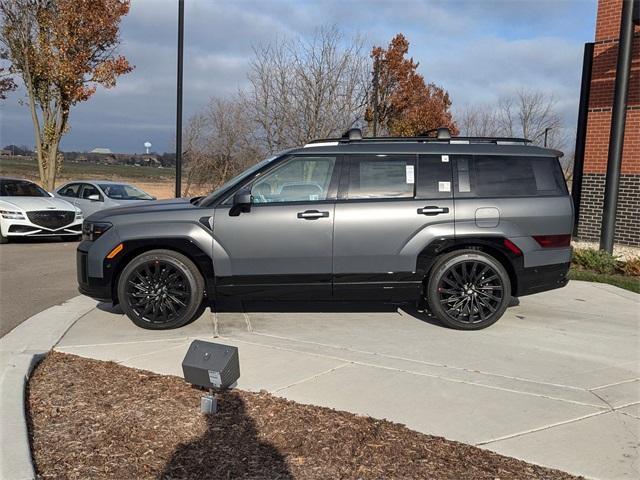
[{"x1": 0, "y1": 0, "x2": 596, "y2": 153}]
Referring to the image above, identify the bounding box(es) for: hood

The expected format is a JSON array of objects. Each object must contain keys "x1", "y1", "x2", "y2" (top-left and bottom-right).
[
  {"x1": 0, "y1": 196, "x2": 76, "y2": 212},
  {"x1": 86, "y1": 197, "x2": 196, "y2": 222}
]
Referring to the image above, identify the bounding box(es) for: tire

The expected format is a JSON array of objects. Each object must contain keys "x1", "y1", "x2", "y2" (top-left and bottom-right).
[
  {"x1": 117, "y1": 249, "x2": 205, "y2": 330},
  {"x1": 426, "y1": 249, "x2": 511, "y2": 330}
]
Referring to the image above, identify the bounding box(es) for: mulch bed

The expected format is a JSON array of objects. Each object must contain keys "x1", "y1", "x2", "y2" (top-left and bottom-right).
[{"x1": 27, "y1": 352, "x2": 581, "y2": 480}]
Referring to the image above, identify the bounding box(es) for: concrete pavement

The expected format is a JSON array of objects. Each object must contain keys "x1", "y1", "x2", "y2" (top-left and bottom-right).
[
  {"x1": 0, "y1": 239, "x2": 79, "y2": 337},
  {"x1": 52, "y1": 280, "x2": 640, "y2": 480}
]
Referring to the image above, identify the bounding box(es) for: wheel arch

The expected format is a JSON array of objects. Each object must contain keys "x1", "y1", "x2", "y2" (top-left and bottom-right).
[
  {"x1": 417, "y1": 237, "x2": 520, "y2": 294},
  {"x1": 108, "y1": 238, "x2": 214, "y2": 304}
]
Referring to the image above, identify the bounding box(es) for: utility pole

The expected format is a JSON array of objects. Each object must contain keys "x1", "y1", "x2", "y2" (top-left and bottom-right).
[
  {"x1": 599, "y1": 0, "x2": 635, "y2": 253},
  {"x1": 543, "y1": 127, "x2": 550, "y2": 147},
  {"x1": 372, "y1": 57, "x2": 379, "y2": 137},
  {"x1": 175, "y1": 0, "x2": 184, "y2": 198}
]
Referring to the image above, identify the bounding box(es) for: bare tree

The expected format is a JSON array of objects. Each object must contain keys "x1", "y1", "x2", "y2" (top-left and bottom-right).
[
  {"x1": 183, "y1": 97, "x2": 262, "y2": 196},
  {"x1": 456, "y1": 105, "x2": 502, "y2": 137},
  {"x1": 497, "y1": 89, "x2": 564, "y2": 148},
  {"x1": 246, "y1": 26, "x2": 369, "y2": 152},
  {"x1": 456, "y1": 89, "x2": 566, "y2": 148}
]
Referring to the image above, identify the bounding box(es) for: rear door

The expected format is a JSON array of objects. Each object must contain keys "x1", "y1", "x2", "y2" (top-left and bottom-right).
[
  {"x1": 75, "y1": 183, "x2": 105, "y2": 217},
  {"x1": 56, "y1": 183, "x2": 82, "y2": 205},
  {"x1": 333, "y1": 154, "x2": 454, "y2": 301}
]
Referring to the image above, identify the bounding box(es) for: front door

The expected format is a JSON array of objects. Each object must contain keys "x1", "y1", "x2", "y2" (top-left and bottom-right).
[
  {"x1": 75, "y1": 183, "x2": 105, "y2": 217},
  {"x1": 213, "y1": 155, "x2": 339, "y2": 299},
  {"x1": 333, "y1": 154, "x2": 455, "y2": 300}
]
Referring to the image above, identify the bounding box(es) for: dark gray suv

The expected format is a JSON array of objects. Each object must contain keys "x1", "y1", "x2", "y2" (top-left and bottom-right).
[{"x1": 77, "y1": 128, "x2": 573, "y2": 330}]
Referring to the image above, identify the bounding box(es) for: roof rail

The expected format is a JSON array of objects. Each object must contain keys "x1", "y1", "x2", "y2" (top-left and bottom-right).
[{"x1": 305, "y1": 127, "x2": 532, "y2": 146}]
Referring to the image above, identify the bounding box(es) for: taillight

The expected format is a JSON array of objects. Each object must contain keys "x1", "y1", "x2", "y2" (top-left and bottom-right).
[
  {"x1": 503, "y1": 238, "x2": 522, "y2": 255},
  {"x1": 533, "y1": 234, "x2": 571, "y2": 248}
]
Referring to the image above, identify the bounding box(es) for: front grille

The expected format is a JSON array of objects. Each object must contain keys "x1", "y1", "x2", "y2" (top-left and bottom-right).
[{"x1": 27, "y1": 210, "x2": 75, "y2": 229}]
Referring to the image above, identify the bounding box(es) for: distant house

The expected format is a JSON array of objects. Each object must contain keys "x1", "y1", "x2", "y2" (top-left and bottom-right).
[
  {"x1": 90, "y1": 148, "x2": 113, "y2": 155},
  {"x1": 0, "y1": 149, "x2": 11, "y2": 156}
]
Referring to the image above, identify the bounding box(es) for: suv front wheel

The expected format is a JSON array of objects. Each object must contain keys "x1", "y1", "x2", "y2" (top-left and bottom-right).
[
  {"x1": 426, "y1": 249, "x2": 511, "y2": 330},
  {"x1": 117, "y1": 249, "x2": 205, "y2": 330}
]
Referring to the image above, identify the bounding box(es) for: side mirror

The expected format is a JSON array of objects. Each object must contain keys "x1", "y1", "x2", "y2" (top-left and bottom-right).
[
  {"x1": 88, "y1": 194, "x2": 101, "y2": 202},
  {"x1": 230, "y1": 191, "x2": 252, "y2": 216},
  {"x1": 233, "y1": 192, "x2": 252, "y2": 206},
  {"x1": 150, "y1": 196, "x2": 157, "y2": 201}
]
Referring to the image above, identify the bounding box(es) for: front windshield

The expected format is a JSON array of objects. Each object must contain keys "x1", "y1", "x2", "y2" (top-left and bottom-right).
[
  {"x1": 198, "y1": 155, "x2": 278, "y2": 205},
  {"x1": 0, "y1": 179, "x2": 50, "y2": 197},
  {"x1": 99, "y1": 183, "x2": 153, "y2": 200}
]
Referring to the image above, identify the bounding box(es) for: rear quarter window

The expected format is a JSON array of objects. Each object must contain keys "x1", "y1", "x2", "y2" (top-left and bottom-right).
[{"x1": 454, "y1": 155, "x2": 567, "y2": 198}]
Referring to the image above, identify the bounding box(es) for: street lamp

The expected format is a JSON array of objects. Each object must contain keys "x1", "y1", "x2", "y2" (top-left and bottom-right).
[{"x1": 175, "y1": 0, "x2": 184, "y2": 198}]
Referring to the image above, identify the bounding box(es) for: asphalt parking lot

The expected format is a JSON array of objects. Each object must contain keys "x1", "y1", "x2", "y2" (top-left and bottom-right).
[
  {"x1": 0, "y1": 239, "x2": 78, "y2": 337},
  {"x1": 51, "y1": 280, "x2": 639, "y2": 480}
]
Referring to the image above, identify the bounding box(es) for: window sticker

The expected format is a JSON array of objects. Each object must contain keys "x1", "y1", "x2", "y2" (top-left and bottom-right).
[
  {"x1": 405, "y1": 165, "x2": 415, "y2": 184},
  {"x1": 441, "y1": 155, "x2": 449, "y2": 163},
  {"x1": 438, "y1": 181, "x2": 451, "y2": 192}
]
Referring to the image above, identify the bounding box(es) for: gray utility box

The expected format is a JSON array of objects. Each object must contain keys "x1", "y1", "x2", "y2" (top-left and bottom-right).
[{"x1": 182, "y1": 340, "x2": 240, "y2": 389}]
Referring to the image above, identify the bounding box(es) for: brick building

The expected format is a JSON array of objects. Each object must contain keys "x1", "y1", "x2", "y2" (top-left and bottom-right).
[{"x1": 575, "y1": 0, "x2": 639, "y2": 246}]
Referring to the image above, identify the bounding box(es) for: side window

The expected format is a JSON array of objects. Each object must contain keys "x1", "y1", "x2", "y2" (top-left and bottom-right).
[
  {"x1": 251, "y1": 156, "x2": 336, "y2": 203},
  {"x1": 346, "y1": 155, "x2": 415, "y2": 200},
  {"x1": 454, "y1": 155, "x2": 567, "y2": 198},
  {"x1": 80, "y1": 184, "x2": 102, "y2": 200},
  {"x1": 59, "y1": 183, "x2": 81, "y2": 198},
  {"x1": 417, "y1": 155, "x2": 453, "y2": 198}
]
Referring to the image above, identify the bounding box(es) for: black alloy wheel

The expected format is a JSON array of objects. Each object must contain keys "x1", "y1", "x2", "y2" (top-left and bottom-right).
[
  {"x1": 427, "y1": 250, "x2": 511, "y2": 330},
  {"x1": 118, "y1": 249, "x2": 205, "y2": 330}
]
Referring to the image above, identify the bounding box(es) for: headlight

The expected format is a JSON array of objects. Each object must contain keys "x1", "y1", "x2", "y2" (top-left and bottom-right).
[
  {"x1": 82, "y1": 221, "x2": 112, "y2": 241},
  {"x1": 0, "y1": 210, "x2": 25, "y2": 220},
  {"x1": 75, "y1": 208, "x2": 83, "y2": 220}
]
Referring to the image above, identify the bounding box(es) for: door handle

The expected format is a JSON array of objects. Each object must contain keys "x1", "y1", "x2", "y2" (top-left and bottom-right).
[
  {"x1": 417, "y1": 206, "x2": 449, "y2": 216},
  {"x1": 297, "y1": 210, "x2": 329, "y2": 219}
]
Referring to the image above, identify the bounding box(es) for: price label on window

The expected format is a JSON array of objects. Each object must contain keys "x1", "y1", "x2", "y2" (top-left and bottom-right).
[
  {"x1": 438, "y1": 181, "x2": 451, "y2": 192},
  {"x1": 406, "y1": 165, "x2": 415, "y2": 184}
]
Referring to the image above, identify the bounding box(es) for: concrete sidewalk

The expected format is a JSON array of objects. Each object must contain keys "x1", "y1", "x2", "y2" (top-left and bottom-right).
[{"x1": 53, "y1": 281, "x2": 639, "y2": 479}]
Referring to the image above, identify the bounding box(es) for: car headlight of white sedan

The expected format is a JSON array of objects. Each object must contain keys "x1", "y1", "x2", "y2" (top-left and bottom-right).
[
  {"x1": 75, "y1": 207, "x2": 83, "y2": 220},
  {"x1": 0, "y1": 210, "x2": 26, "y2": 220}
]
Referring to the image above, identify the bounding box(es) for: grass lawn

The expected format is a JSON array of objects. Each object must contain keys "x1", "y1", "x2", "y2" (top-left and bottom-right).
[
  {"x1": 0, "y1": 156, "x2": 174, "y2": 181},
  {"x1": 569, "y1": 268, "x2": 640, "y2": 294},
  {"x1": 28, "y1": 352, "x2": 581, "y2": 480}
]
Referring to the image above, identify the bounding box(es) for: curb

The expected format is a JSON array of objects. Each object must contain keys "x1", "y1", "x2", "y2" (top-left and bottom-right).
[{"x1": 0, "y1": 295, "x2": 96, "y2": 480}]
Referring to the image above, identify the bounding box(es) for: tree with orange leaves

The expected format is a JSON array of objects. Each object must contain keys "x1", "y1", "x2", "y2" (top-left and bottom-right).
[
  {"x1": 0, "y1": 0, "x2": 133, "y2": 190},
  {"x1": 366, "y1": 34, "x2": 457, "y2": 137}
]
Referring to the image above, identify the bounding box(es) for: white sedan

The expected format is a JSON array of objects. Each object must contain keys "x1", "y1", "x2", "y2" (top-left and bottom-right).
[{"x1": 0, "y1": 177, "x2": 83, "y2": 244}]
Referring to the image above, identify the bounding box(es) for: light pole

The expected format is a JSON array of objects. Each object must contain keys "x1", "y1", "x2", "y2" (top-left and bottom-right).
[
  {"x1": 175, "y1": 0, "x2": 184, "y2": 198},
  {"x1": 600, "y1": 0, "x2": 635, "y2": 253}
]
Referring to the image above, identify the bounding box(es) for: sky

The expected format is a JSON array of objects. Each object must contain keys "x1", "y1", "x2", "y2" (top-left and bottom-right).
[{"x1": 0, "y1": 0, "x2": 597, "y2": 154}]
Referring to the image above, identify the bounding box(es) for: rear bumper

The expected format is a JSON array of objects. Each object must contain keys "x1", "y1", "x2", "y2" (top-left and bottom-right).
[{"x1": 515, "y1": 262, "x2": 570, "y2": 297}]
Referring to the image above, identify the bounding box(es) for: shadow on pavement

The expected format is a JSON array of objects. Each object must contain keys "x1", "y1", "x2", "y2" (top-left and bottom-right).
[{"x1": 159, "y1": 390, "x2": 293, "y2": 480}]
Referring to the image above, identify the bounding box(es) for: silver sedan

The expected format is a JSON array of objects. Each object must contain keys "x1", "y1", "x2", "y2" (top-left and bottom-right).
[{"x1": 54, "y1": 180, "x2": 155, "y2": 217}]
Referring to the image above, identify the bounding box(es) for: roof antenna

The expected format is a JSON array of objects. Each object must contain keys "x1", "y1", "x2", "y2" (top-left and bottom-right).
[
  {"x1": 342, "y1": 128, "x2": 362, "y2": 140},
  {"x1": 436, "y1": 127, "x2": 451, "y2": 139}
]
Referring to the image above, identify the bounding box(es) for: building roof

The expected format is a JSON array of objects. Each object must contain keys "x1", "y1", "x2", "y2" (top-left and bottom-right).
[{"x1": 90, "y1": 148, "x2": 113, "y2": 154}]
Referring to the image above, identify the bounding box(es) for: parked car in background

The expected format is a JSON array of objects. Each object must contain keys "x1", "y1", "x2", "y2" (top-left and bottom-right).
[
  {"x1": 55, "y1": 181, "x2": 155, "y2": 217},
  {"x1": 77, "y1": 127, "x2": 573, "y2": 331},
  {"x1": 0, "y1": 177, "x2": 83, "y2": 243}
]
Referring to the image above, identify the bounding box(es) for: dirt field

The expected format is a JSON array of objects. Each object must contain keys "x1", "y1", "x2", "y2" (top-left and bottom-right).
[
  {"x1": 0, "y1": 156, "x2": 210, "y2": 200},
  {"x1": 28, "y1": 352, "x2": 582, "y2": 480}
]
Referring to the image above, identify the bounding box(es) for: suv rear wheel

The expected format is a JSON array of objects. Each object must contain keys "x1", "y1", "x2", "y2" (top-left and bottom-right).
[
  {"x1": 426, "y1": 249, "x2": 511, "y2": 330},
  {"x1": 117, "y1": 249, "x2": 205, "y2": 330}
]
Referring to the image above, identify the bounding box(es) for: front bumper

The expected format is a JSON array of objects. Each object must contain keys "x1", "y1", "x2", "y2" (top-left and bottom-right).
[
  {"x1": 4, "y1": 218, "x2": 82, "y2": 237},
  {"x1": 77, "y1": 248, "x2": 113, "y2": 302},
  {"x1": 515, "y1": 262, "x2": 570, "y2": 297}
]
